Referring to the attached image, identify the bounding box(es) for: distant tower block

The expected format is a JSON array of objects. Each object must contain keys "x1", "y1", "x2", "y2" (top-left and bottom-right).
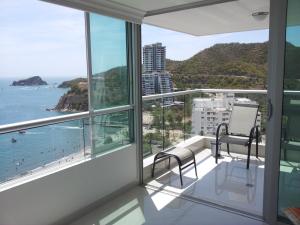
[{"x1": 143, "y1": 43, "x2": 166, "y2": 73}]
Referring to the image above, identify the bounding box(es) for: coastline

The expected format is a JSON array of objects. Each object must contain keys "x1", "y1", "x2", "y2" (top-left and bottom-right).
[
  {"x1": 0, "y1": 78, "x2": 90, "y2": 188},
  {"x1": 1, "y1": 147, "x2": 91, "y2": 187}
]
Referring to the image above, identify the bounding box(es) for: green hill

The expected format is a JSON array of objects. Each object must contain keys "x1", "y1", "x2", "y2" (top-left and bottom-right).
[
  {"x1": 57, "y1": 78, "x2": 87, "y2": 88},
  {"x1": 166, "y1": 42, "x2": 268, "y2": 89}
]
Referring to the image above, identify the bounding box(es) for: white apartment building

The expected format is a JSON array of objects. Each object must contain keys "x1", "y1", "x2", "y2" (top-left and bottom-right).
[
  {"x1": 192, "y1": 93, "x2": 261, "y2": 136},
  {"x1": 141, "y1": 73, "x2": 156, "y2": 95},
  {"x1": 143, "y1": 43, "x2": 166, "y2": 73},
  {"x1": 142, "y1": 72, "x2": 173, "y2": 95},
  {"x1": 142, "y1": 72, "x2": 174, "y2": 105}
]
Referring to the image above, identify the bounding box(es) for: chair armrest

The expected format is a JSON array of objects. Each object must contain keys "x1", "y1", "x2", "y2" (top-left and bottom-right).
[{"x1": 216, "y1": 123, "x2": 228, "y2": 140}]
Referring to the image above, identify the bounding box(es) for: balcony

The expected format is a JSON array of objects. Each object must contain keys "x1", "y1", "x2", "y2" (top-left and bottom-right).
[
  {"x1": 64, "y1": 89, "x2": 268, "y2": 225},
  {"x1": 0, "y1": 88, "x2": 267, "y2": 225},
  {"x1": 142, "y1": 89, "x2": 267, "y2": 217}
]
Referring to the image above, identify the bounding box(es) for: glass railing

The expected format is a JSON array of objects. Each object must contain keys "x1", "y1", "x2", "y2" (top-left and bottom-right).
[
  {"x1": 0, "y1": 117, "x2": 90, "y2": 183},
  {"x1": 0, "y1": 105, "x2": 134, "y2": 184},
  {"x1": 142, "y1": 89, "x2": 267, "y2": 157}
]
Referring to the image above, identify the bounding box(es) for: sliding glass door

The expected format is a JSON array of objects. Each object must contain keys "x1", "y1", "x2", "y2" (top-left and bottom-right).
[{"x1": 277, "y1": 0, "x2": 300, "y2": 223}]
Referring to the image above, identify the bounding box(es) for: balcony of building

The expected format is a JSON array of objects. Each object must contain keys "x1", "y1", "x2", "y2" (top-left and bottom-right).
[
  {"x1": 142, "y1": 89, "x2": 267, "y2": 217},
  {"x1": 2, "y1": 0, "x2": 298, "y2": 224},
  {"x1": 0, "y1": 89, "x2": 267, "y2": 225},
  {"x1": 64, "y1": 88, "x2": 268, "y2": 225}
]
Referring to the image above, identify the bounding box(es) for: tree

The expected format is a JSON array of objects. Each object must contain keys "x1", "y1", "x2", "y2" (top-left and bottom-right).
[
  {"x1": 175, "y1": 113, "x2": 183, "y2": 128},
  {"x1": 151, "y1": 107, "x2": 162, "y2": 130},
  {"x1": 166, "y1": 110, "x2": 176, "y2": 140},
  {"x1": 104, "y1": 136, "x2": 113, "y2": 144}
]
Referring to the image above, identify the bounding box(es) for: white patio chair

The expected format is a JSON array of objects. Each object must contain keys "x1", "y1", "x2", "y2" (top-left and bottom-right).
[{"x1": 215, "y1": 103, "x2": 260, "y2": 169}]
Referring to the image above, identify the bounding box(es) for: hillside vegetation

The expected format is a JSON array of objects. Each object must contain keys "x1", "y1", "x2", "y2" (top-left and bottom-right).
[
  {"x1": 166, "y1": 42, "x2": 268, "y2": 89},
  {"x1": 57, "y1": 78, "x2": 87, "y2": 88},
  {"x1": 54, "y1": 42, "x2": 300, "y2": 112},
  {"x1": 55, "y1": 66, "x2": 128, "y2": 111}
]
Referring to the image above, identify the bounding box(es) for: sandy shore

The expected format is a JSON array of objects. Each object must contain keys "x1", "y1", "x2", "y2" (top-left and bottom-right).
[{"x1": 2, "y1": 148, "x2": 91, "y2": 186}]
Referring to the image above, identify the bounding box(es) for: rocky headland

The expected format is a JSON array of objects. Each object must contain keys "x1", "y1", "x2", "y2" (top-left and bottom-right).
[{"x1": 54, "y1": 78, "x2": 88, "y2": 112}]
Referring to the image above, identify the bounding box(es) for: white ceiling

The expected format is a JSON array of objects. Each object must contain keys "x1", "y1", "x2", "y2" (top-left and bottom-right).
[
  {"x1": 143, "y1": 0, "x2": 270, "y2": 36},
  {"x1": 109, "y1": 0, "x2": 206, "y2": 12},
  {"x1": 53, "y1": 0, "x2": 270, "y2": 36},
  {"x1": 107, "y1": 0, "x2": 269, "y2": 36}
]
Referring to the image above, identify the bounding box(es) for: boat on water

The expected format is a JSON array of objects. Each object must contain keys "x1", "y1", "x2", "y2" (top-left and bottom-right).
[
  {"x1": 11, "y1": 138, "x2": 17, "y2": 143},
  {"x1": 18, "y1": 130, "x2": 26, "y2": 134}
]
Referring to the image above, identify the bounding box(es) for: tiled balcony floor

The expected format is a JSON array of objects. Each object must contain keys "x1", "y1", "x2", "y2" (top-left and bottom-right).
[
  {"x1": 70, "y1": 186, "x2": 267, "y2": 225},
  {"x1": 147, "y1": 149, "x2": 265, "y2": 216}
]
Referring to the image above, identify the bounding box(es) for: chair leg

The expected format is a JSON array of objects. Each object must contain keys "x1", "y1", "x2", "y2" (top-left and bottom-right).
[
  {"x1": 227, "y1": 143, "x2": 230, "y2": 155},
  {"x1": 256, "y1": 138, "x2": 259, "y2": 158},
  {"x1": 179, "y1": 166, "x2": 183, "y2": 186},
  {"x1": 193, "y1": 155, "x2": 198, "y2": 178},
  {"x1": 152, "y1": 154, "x2": 159, "y2": 177},
  {"x1": 247, "y1": 144, "x2": 251, "y2": 169},
  {"x1": 215, "y1": 140, "x2": 219, "y2": 164}
]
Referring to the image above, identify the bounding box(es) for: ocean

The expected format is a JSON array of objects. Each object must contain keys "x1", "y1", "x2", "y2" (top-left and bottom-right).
[{"x1": 0, "y1": 78, "x2": 89, "y2": 183}]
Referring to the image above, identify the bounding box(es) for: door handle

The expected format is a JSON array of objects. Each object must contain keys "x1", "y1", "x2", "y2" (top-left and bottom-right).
[{"x1": 267, "y1": 99, "x2": 273, "y2": 121}]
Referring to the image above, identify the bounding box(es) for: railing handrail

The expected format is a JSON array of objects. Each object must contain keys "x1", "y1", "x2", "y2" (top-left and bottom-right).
[
  {"x1": 0, "y1": 105, "x2": 133, "y2": 135},
  {"x1": 142, "y1": 89, "x2": 268, "y2": 101},
  {"x1": 3, "y1": 88, "x2": 290, "y2": 134},
  {"x1": 2, "y1": 88, "x2": 300, "y2": 134}
]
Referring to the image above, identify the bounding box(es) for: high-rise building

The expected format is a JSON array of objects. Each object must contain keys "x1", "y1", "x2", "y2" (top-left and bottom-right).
[
  {"x1": 156, "y1": 72, "x2": 173, "y2": 94},
  {"x1": 142, "y1": 42, "x2": 173, "y2": 103},
  {"x1": 143, "y1": 43, "x2": 166, "y2": 73},
  {"x1": 142, "y1": 73, "x2": 156, "y2": 95},
  {"x1": 142, "y1": 72, "x2": 173, "y2": 94}
]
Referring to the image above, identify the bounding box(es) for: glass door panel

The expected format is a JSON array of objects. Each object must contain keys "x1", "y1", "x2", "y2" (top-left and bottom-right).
[
  {"x1": 278, "y1": 0, "x2": 300, "y2": 222},
  {"x1": 87, "y1": 13, "x2": 132, "y2": 155},
  {"x1": 89, "y1": 13, "x2": 129, "y2": 110}
]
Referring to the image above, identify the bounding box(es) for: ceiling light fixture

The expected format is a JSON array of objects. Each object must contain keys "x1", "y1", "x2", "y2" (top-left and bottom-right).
[{"x1": 252, "y1": 11, "x2": 269, "y2": 21}]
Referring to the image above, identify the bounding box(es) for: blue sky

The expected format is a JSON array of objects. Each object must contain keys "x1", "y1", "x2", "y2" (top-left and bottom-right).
[
  {"x1": 0, "y1": 0, "x2": 269, "y2": 78},
  {"x1": 0, "y1": 0, "x2": 86, "y2": 79}
]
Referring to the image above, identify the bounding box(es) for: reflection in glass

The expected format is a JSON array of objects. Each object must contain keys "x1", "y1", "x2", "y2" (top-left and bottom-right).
[
  {"x1": 92, "y1": 111, "x2": 133, "y2": 155},
  {"x1": 89, "y1": 13, "x2": 129, "y2": 110}
]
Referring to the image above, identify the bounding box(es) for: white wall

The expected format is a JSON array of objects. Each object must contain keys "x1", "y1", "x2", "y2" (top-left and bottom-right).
[{"x1": 0, "y1": 145, "x2": 138, "y2": 225}]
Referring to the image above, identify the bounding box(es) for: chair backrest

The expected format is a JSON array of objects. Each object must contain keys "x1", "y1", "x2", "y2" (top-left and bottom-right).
[{"x1": 228, "y1": 103, "x2": 259, "y2": 136}]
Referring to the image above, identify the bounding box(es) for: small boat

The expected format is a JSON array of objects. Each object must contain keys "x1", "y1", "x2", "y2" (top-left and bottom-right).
[
  {"x1": 18, "y1": 130, "x2": 26, "y2": 134},
  {"x1": 11, "y1": 138, "x2": 17, "y2": 143}
]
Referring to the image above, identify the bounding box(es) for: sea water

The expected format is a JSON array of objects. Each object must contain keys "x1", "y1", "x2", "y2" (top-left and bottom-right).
[{"x1": 0, "y1": 78, "x2": 89, "y2": 183}]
